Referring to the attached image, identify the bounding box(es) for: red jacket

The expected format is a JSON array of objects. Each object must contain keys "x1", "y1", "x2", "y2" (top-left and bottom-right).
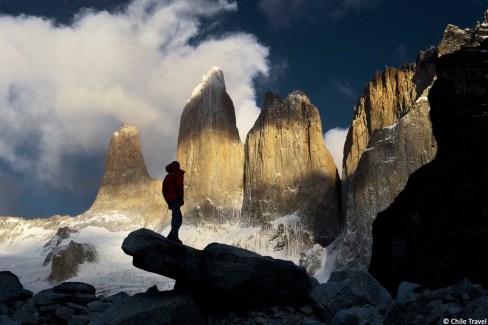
[{"x1": 162, "y1": 163, "x2": 185, "y2": 204}]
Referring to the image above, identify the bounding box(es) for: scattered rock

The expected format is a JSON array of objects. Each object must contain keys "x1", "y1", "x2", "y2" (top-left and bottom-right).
[
  {"x1": 92, "y1": 289, "x2": 205, "y2": 325},
  {"x1": 0, "y1": 271, "x2": 33, "y2": 304},
  {"x1": 310, "y1": 271, "x2": 394, "y2": 317}
]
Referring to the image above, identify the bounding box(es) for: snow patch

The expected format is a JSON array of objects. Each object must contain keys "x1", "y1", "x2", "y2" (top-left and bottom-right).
[
  {"x1": 313, "y1": 235, "x2": 341, "y2": 283},
  {"x1": 190, "y1": 66, "x2": 225, "y2": 99}
]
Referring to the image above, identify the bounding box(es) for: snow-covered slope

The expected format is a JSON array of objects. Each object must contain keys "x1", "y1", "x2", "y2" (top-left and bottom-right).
[{"x1": 0, "y1": 215, "x2": 333, "y2": 296}]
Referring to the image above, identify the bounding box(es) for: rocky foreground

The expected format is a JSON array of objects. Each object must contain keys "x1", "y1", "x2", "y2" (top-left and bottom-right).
[{"x1": 1, "y1": 228, "x2": 487, "y2": 325}]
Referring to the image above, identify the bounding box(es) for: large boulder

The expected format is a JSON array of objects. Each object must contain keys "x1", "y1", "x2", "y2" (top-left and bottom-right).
[
  {"x1": 121, "y1": 228, "x2": 202, "y2": 286},
  {"x1": 0, "y1": 271, "x2": 32, "y2": 304},
  {"x1": 200, "y1": 242, "x2": 312, "y2": 308},
  {"x1": 122, "y1": 228, "x2": 312, "y2": 308},
  {"x1": 310, "y1": 271, "x2": 394, "y2": 316}
]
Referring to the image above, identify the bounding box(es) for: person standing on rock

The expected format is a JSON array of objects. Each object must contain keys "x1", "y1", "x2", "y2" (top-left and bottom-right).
[{"x1": 162, "y1": 161, "x2": 185, "y2": 244}]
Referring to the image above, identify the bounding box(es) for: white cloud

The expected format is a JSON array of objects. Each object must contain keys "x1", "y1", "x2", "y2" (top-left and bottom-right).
[
  {"x1": 0, "y1": 0, "x2": 269, "y2": 195},
  {"x1": 324, "y1": 127, "x2": 349, "y2": 177}
]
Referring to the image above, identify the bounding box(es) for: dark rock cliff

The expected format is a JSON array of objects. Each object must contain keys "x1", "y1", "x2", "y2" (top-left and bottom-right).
[{"x1": 369, "y1": 39, "x2": 488, "y2": 294}]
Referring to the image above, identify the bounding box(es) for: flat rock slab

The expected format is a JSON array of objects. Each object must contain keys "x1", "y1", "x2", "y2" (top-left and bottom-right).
[{"x1": 122, "y1": 228, "x2": 312, "y2": 308}]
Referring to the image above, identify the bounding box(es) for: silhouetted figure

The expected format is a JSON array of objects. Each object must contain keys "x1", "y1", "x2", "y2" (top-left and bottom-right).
[{"x1": 162, "y1": 161, "x2": 185, "y2": 244}]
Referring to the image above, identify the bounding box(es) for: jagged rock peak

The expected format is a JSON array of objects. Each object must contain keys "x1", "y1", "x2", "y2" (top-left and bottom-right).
[
  {"x1": 263, "y1": 91, "x2": 311, "y2": 112},
  {"x1": 438, "y1": 10, "x2": 488, "y2": 56},
  {"x1": 288, "y1": 90, "x2": 312, "y2": 104},
  {"x1": 342, "y1": 65, "x2": 418, "y2": 180},
  {"x1": 190, "y1": 66, "x2": 226, "y2": 99},
  {"x1": 114, "y1": 123, "x2": 138, "y2": 137}
]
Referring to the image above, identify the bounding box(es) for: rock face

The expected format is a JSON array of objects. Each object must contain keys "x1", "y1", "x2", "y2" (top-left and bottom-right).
[
  {"x1": 335, "y1": 86, "x2": 437, "y2": 271},
  {"x1": 122, "y1": 228, "x2": 312, "y2": 308},
  {"x1": 42, "y1": 226, "x2": 80, "y2": 266},
  {"x1": 336, "y1": 11, "x2": 488, "y2": 273},
  {"x1": 336, "y1": 48, "x2": 437, "y2": 271},
  {"x1": 177, "y1": 67, "x2": 244, "y2": 223},
  {"x1": 85, "y1": 124, "x2": 167, "y2": 230},
  {"x1": 242, "y1": 91, "x2": 341, "y2": 248},
  {"x1": 369, "y1": 40, "x2": 488, "y2": 293},
  {"x1": 342, "y1": 65, "x2": 419, "y2": 181}
]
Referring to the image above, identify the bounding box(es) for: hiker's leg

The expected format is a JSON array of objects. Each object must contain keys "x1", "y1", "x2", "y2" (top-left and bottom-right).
[
  {"x1": 172, "y1": 204, "x2": 182, "y2": 238},
  {"x1": 168, "y1": 200, "x2": 182, "y2": 240}
]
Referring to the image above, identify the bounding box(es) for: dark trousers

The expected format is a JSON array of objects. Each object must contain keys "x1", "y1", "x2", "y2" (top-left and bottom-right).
[{"x1": 168, "y1": 200, "x2": 182, "y2": 241}]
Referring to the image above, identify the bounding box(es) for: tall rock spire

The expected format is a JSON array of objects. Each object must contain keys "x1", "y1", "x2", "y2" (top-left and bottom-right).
[
  {"x1": 85, "y1": 124, "x2": 167, "y2": 230},
  {"x1": 242, "y1": 91, "x2": 341, "y2": 248},
  {"x1": 177, "y1": 67, "x2": 244, "y2": 223}
]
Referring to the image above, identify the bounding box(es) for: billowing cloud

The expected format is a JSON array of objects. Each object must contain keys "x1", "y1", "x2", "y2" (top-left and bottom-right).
[
  {"x1": 0, "y1": 0, "x2": 269, "y2": 215},
  {"x1": 324, "y1": 127, "x2": 349, "y2": 177},
  {"x1": 258, "y1": 0, "x2": 379, "y2": 28}
]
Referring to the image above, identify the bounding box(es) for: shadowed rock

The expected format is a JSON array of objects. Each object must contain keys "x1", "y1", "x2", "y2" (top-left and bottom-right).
[
  {"x1": 122, "y1": 228, "x2": 312, "y2": 308},
  {"x1": 92, "y1": 287, "x2": 205, "y2": 325},
  {"x1": 121, "y1": 228, "x2": 202, "y2": 286},
  {"x1": 242, "y1": 91, "x2": 341, "y2": 248},
  {"x1": 0, "y1": 271, "x2": 32, "y2": 304},
  {"x1": 369, "y1": 39, "x2": 488, "y2": 293}
]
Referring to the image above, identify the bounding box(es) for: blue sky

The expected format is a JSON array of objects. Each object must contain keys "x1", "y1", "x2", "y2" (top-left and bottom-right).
[{"x1": 0, "y1": 0, "x2": 486, "y2": 218}]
